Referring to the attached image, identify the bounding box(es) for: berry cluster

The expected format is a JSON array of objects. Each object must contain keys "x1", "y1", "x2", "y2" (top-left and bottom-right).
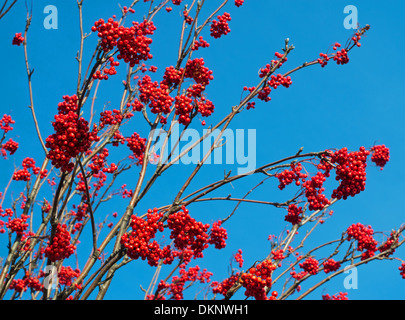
[
  {"x1": 126, "y1": 132, "x2": 146, "y2": 164},
  {"x1": 44, "y1": 224, "x2": 76, "y2": 262},
  {"x1": 0, "y1": 114, "x2": 15, "y2": 133},
  {"x1": 284, "y1": 204, "x2": 303, "y2": 226},
  {"x1": 99, "y1": 109, "x2": 123, "y2": 128},
  {"x1": 208, "y1": 220, "x2": 227, "y2": 249},
  {"x1": 162, "y1": 66, "x2": 184, "y2": 87},
  {"x1": 322, "y1": 259, "x2": 341, "y2": 273},
  {"x1": 399, "y1": 263, "x2": 405, "y2": 279},
  {"x1": 12, "y1": 157, "x2": 40, "y2": 182},
  {"x1": 92, "y1": 18, "x2": 156, "y2": 67},
  {"x1": 174, "y1": 94, "x2": 194, "y2": 125},
  {"x1": 302, "y1": 172, "x2": 330, "y2": 211},
  {"x1": 210, "y1": 13, "x2": 231, "y2": 39},
  {"x1": 346, "y1": 223, "x2": 377, "y2": 260},
  {"x1": 235, "y1": 0, "x2": 244, "y2": 7},
  {"x1": 12, "y1": 33, "x2": 24, "y2": 46},
  {"x1": 330, "y1": 147, "x2": 370, "y2": 200},
  {"x1": 211, "y1": 273, "x2": 239, "y2": 297},
  {"x1": 234, "y1": 249, "x2": 244, "y2": 268},
  {"x1": 192, "y1": 36, "x2": 210, "y2": 51},
  {"x1": 6, "y1": 214, "x2": 29, "y2": 236},
  {"x1": 93, "y1": 57, "x2": 120, "y2": 81},
  {"x1": 167, "y1": 206, "x2": 210, "y2": 258},
  {"x1": 276, "y1": 163, "x2": 307, "y2": 190},
  {"x1": 138, "y1": 75, "x2": 174, "y2": 114},
  {"x1": 299, "y1": 257, "x2": 319, "y2": 275},
  {"x1": 322, "y1": 292, "x2": 349, "y2": 300},
  {"x1": 121, "y1": 209, "x2": 171, "y2": 266},
  {"x1": 184, "y1": 58, "x2": 214, "y2": 86},
  {"x1": 58, "y1": 266, "x2": 81, "y2": 288},
  {"x1": 370, "y1": 145, "x2": 390, "y2": 169},
  {"x1": 241, "y1": 260, "x2": 276, "y2": 300},
  {"x1": 1, "y1": 138, "x2": 19, "y2": 158}
]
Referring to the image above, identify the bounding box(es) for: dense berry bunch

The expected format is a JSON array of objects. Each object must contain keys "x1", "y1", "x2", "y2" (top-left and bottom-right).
[
  {"x1": 210, "y1": 13, "x2": 231, "y2": 39},
  {"x1": 45, "y1": 224, "x2": 76, "y2": 262},
  {"x1": 0, "y1": 114, "x2": 15, "y2": 133},
  {"x1": 92, "y1": 18, "x2": 156, "y2": 67},
  {"x1": 121, "y1": 209, "x2": 171, "y2": 266},
  {"x1": 174, "y1": 94, "x2": 194, "y2": 125},
  {"x1": 235, "y1": 0, "x2": 244, "y2": 7},
  {"x1": 234, "y1": 249, "x2": 244, "y2": 268},
  {"x1": 99, "y1": 109, "x2": 123, "y2": 128},
  {"x1": 322, "y1": 259, "x2": 341, "y2": 273},
  {"x1": 192, "y1": 36, "x2": 210, "y2": 51},
  {"x1": 6, "y1": 214, "x2": 29, "y2": 236},
  {"x1": 285, "y1": 204, "x2": 303, "y2": 226},
  {"x1": 58, "y1": 95, "x2": 79, "y2": 114},
  {"x1": 346, "y1": 223, "x2": 377, "y2": 260},
  {"x1": 241, "y1": 260, "x2": 276, "y2": 300},
  {"x1": 167, "y1": 206, "x2": 210, "y2": 258},
  {"x1": 89, "y1": 148, "x2": 109, "y2": 174},
  {"x1": 126, "y1": 132, "x2": 146, "y2": 164},
  {"x1": 302, "y1": 172, "x2": 330, "y2": 211},
  {"x1": 12, "y1": 157, "x2": 40, "y2": 182},
  {"x1": 299, "y1": 257, "x2": 319, "y2": 275},
  {"x1": 333, "y1": 48, "x2": 349, "y2": 65},
  {"x1": 211, "y1": 273, "x2": 239, "y2": 296},
  {"x1": 12, "y1": 33, "x2": 24, "y2": 46},
  {"x1": 330, "y1": 147, "x2": 370, "y2": 200},
  {"x1": 138, "y1": 75, "x2": 174, "y2": 114},
  {"x1": 378, "y1": 232, "x2": 398, "y2": 257},
  {"x1": 208, "y1": 220, "x2": 227, "y2": 249},
  {"x1": 370, "y1": 145, "x2": 390, "y2": 169},
  {"x1": 184, "y1": 58, "x2": 214, "y2": 86},
  {"x1": 196, "y1": 97, "x2": 215, "y2": 118},
  {"x1": 162, "y1": 66, "x2": 184, "y2": 87},
  {"x1": 1, "y1": 138, "x2": 19, "y2": 157},
  {"x1": 268, "y1": 74, "x2": 292, "y2": 89},
  {"x1": 276, "y1": 163, "x2": 307, "y2": 190},
  {"x1": 46, "y1": 112, "x2": 93, "y2": 172},
  {"x1": 58, "y1": 266, "x2": 81, "y2": 287}
]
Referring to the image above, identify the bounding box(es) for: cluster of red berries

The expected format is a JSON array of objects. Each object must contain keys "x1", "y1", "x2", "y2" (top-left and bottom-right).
[
  {"x1": 99, "y1": 109, "x2": 123, "y2": 128},
  {"x1": 0, "y1": 114, "x2": 15, "y2": 133},
  {"x1": 167, "y1": 206, "x2": 210, "y2": 259},
  {"x1": 378, "y1": 231, "x2": 398, "y2": 257},
  {"x1": 346, "y1": 223, "x2": 378, "y2": 260},
  {"x1": 192, "y1": 36, "x2": 210, "y2": 51},
  {"x1": 210, "y1": 13, "x2": 231, "y2": 39},
  {"x1": 241, "y1": 260, "x2": 276, "y2": 300},
  {"x1": 299, "y1": 257, "x2": 319, "y2": 275},
  {"x1": 208, "y1": 220, "x2": 227, "y2": 249},
  {"x1": 174, "y1": 94, "x2": 194, "y2": 125},
  {"x1": 156, "y1": 266, "x2": 212, "y2": 300},
  {"x1": 271, "y1": 249, "x2": 286, "y2": 261},
  {"x1": 284, "y1": 204, "x2": 303, "y2": 226},
  {"x1": 162, "y1": 66, "x2": 183, "y2": 87},
  {"x1": 322, "y1": 259, "x2": 341, "y2": 273},
  {"x1": 302, "y1": 172, "x2": 330, "y2": 211},
  {"x1": 44, "y1": 224, "x2": 76, "y2": 262},
  {"x1": 268, "y1": 74, "x2": 292, "y2": 89},
  {"x1": 12, "y1": 157, "x2": 40, "y2": 182},
  {"x1": 126, "y1": 132, "x2": 146, "y2": 164},
  {"x1": 10, "y1": 273, "x2": 43, "y2": 293},
  {"x1": 89, "y1": 148, "x2": 109, "y2": 174},
  {"x1": 92, "y1": 18, "x2": 156, "y2": 67},
  {"x1": 12, "y1": 33, "x2": 24, "y2": 46},
  {"x1": 370, "y1": 145, "x2": 390, "y2": 169},
  {"x1": 138, "y1": 75, "x2": 174, "y2": 114},
  {"x1": 330, "y1": 147, "x2": 370, "y2": 200},
  {"x1": 234, "y1": 249, "x2": 244, "y2": 268},
  {"x1": 196, "y1": 97, "x2": 215, "y2": 118},
  {"x1": 211, "y1": 273, "x2": 239, "y2": 297},
  {"x1": 184, "y1": 58, "x2": 214, "y2": 86},
  {"x1": 276, "y1": 163, "x2": 308, "y2": 190},
  {"x1": 1, "y1": 138, "x2": 19, "y2": 158},
  {"x1": 47, "y1": 95, "x2": 99, "y2": 172},
  {"x1": 6, "y1": 214, "x2": 29, "y2": 236},
  {"x1": 121, "y1": 209, "x2": 171, "y2": 266},
  {"x1": 93, "y1": 57, "x2": 120, "y2": 80},
  {"x1": 333, "y1": 48, "x2": 349, "y2": 65},
  {"x1": 58, "y1": 266, "x2": 81, "y2": 287},
  {"x1": 235, "y1": 0, "x2": 244, "y2": 7}
]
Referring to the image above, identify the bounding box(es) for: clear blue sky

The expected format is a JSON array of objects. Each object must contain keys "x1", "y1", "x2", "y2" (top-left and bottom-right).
[{"x1": 1, "y1": 0, "x2": 405, "y2": 300}]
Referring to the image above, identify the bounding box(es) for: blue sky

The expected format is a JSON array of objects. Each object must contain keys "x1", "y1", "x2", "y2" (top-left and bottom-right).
[{"x1": 1, "y1": 0, "x2": 405, "y2": 300}]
